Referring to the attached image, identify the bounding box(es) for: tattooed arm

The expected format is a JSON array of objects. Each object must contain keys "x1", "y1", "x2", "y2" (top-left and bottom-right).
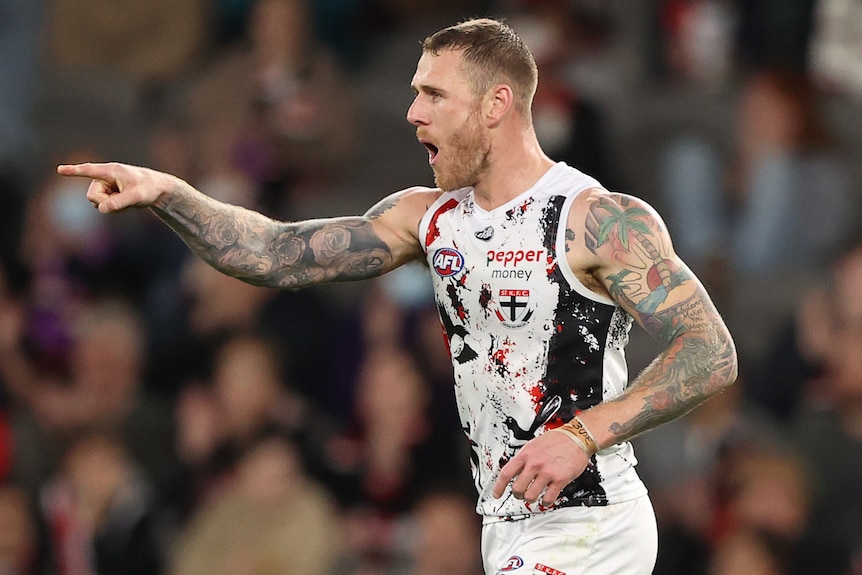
[
  {"x1": 56, "y1": 162, "x2": 431, "y2": 289},
  {"x1": 569, "y1": 188, "x2": 738, "y2": 447},
  {"x1": 495, "y1": 187, "x2": 738, "y2": 507}
]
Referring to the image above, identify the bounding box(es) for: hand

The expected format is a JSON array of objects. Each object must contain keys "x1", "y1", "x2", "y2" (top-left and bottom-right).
[
  {"x1": 492, "y1": 430, "x2": 590, "y2": 507},
  {"x1": 56, "y1": 162, "x2": 178, "y2": 214}
]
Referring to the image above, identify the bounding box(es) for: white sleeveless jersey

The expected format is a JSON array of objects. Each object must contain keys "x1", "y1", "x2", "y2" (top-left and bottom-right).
[{"x1": 419, "y1": 162, "x2": 648, "y2": 520}]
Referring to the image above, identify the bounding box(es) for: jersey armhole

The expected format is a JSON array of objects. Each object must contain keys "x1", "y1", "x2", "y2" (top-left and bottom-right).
[
  {"x1": 555, "y1": 190, "x2": 618, "y2": 308},
  {"x1": 418, "y1": 191, "x2": 465, "y2": 255}
]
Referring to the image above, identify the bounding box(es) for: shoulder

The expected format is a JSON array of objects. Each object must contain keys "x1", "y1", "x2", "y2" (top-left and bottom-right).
[
  {"x1": 361, "y1": 186, "x2": 444, "y2": 261},
  {"x1": 564, "y1": 187, "x2": 674, "y2": 277},
  {"x1": 567, "y1": 188, "x2": 669, "y2": 247},
  {"x1": 365, "y1": 186, "x2": 444, "y2": 222},
  {"x1": 569, "y1": 187, "x2": 663, "y2": 218}
]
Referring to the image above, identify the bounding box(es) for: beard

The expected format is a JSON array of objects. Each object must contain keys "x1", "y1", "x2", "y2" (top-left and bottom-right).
[{"x1": 432, "y1": 109, "x2": 490, "y2": 192}]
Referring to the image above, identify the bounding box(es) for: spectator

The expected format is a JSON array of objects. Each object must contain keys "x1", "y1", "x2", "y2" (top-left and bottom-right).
[
  {"x1": 183, "y1": 0, "x2": 358, "y2": 216},
  {"x1": 407, "y1": 488, "x2": 483, "y2": 575},
  {"x1": 661, "y1": 67, "x2": 853, "y2": 277},
  {"x1": 810, "y1": 0, "x2": 862, "y2": 98},
  {"x1": 657, "y1": 0, "x2": 738, "y2": 89},
  {"x1": 743, "y1": 278, "x2": 832, "y2": 421},
  {"x1": 633, "y1": 380, "x2": 783, "y2": 575},
  {"x1": 169, "y1": 432, "x2": 342, "y2": 575},
  {"x1": 168, "y1": 330, "x2": 337, "y2": 521},
  {"x1": 790, "y1": 237, "x2": 862, "y2": 572},
  {"x1": 0, "y1": 482, "x2": 41, "y2": 575},
  {"x1": 152, "y1": 255, "x2": 334, "y2": 404},
  {"x1": 43, "y1": 0, "x2": 209, "y2": 94},
  {"x1": 707, "y1": 527, "x2": 794, "y2": 575},
  {"x1": 335, "y1": 344, "x2": 463, "y2": 572},
  {"x1": 11, "y1": 298, "x2": 176, "y2": 502},
  {"x1": 707, "y1": 446, "x2": 847, "y2": 574},
  {"x1": 40, "y1": 432, "x2": 171, "y2": 575},
  {"x1": 16, "y1": 152, "x2": 113, "y2": 376},
  {"x1": 508, "y1": 1, "x2": 622, "y2": 189}
]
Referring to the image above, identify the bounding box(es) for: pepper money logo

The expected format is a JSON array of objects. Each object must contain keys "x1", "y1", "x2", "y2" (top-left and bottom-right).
[{"x1": 432, "y1": 247, "x2": 465, "y2": 277}]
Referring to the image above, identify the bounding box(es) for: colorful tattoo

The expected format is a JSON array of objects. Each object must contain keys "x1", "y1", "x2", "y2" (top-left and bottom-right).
[{"x1": 582, "y1": 193, "x2": 737, "y2": 443}]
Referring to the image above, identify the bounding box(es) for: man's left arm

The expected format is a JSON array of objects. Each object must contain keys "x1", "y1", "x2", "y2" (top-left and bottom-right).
[
  {"x1": 492, "y1": 189, "x2": 737, "y2": 506},
  {"x1": 574, "y1": 190, "x2": 738, "y2": 448}
]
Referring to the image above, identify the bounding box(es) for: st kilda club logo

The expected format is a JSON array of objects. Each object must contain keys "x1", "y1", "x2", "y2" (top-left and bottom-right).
[
  {"x1": 432, "y1": 247, "x2": 465, "y2": 277},
  {"x1": 496, "y1": 289, "x2": 533, "y2": 328}
]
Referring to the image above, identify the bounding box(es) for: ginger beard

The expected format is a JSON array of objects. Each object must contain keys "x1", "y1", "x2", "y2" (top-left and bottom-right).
[{"x1": 432, "y1": 104, "x2": 491, "y2": 192}]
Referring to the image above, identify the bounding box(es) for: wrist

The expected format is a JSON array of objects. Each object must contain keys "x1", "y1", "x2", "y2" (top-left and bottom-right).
[
  {"x1": 151, "y1": 176, "x2": 191, "y2": 212},
  {"x1": 552, "y1": 416, "x2": 600, "y2": 457}
]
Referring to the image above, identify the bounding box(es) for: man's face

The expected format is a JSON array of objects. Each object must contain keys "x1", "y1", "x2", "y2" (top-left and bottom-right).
[{"x1": 407, "y1": 49, "x2": 490, "y2": 191}]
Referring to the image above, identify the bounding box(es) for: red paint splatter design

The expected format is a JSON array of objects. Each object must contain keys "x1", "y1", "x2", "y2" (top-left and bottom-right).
[{"x1": 425, "y1": 198, "x2": 460, "y2": 249}]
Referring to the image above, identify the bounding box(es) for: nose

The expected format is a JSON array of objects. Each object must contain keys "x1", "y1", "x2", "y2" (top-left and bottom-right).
[{"x1": 406, "y1": 95, "x2": 426, "y2": 126}]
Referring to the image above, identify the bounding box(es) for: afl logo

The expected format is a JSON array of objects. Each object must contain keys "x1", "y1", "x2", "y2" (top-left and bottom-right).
[
  {"x1": 501, "y1": 555, "x2": 524, "y2": 571},
  {"x1": 432, "y1": 247, "x2": 465, "y2": 277}
]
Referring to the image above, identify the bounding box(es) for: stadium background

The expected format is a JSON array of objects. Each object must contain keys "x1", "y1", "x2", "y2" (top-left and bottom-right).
[{"x1": 0, "y1": 1, "x2": 861, "y2": 574}]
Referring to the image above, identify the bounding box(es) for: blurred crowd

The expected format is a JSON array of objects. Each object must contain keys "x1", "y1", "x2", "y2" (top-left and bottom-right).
[{"x1": 0, "y1": 1, "x2": 861, "y2": 574}]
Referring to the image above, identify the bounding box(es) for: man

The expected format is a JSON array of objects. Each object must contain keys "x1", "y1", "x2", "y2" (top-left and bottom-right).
[{"x1": 58, "y1": 18, "x2": 737, "y2": 575}]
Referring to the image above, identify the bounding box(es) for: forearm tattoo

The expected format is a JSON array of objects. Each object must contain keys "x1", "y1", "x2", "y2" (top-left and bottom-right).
[
  {"x1": 605, "y1": 293, "x2": 737, "y2": 442},
  {"x1": 152, "y1": 184, "x2": 393, "y2": 289},
  {"x1": 583, "y1": 193, "x2": 737, "y2": 443}
]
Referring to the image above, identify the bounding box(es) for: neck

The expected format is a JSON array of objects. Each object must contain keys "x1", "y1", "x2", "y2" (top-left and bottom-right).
[{"x1": 471, "y1": 128, "x2": 555, "y2": 211}]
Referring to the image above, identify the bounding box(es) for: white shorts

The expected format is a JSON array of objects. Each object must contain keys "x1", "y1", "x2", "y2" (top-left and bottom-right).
[{"x1": 481, "y1": 495, "x2": 658, "y2": 575}]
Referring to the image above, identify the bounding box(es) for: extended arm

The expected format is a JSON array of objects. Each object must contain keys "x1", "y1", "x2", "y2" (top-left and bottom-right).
[{"x1": 57, "y1": 162, "x2": 428, "y2": 289}]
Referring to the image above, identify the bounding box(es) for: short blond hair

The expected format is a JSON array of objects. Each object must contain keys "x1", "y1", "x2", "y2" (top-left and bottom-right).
[{"x1": 422, "y1": 18, "x2": 538, "y2": 116}]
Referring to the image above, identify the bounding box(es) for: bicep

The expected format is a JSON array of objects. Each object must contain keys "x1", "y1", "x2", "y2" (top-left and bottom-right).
[
  {"x1": 265, "y1": 189, "x2": 428, "y2": 289},
  {"x1": 265, "y1": 216, "x2": 395, "y2": 288},
  {"x1": 579, "y1": 192, "x2": 722, "y2": 345}
]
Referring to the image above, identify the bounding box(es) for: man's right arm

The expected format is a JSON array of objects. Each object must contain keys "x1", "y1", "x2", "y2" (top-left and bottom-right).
[{"x1": 58, "y1": 162, "x2": 430, "y2": 289}]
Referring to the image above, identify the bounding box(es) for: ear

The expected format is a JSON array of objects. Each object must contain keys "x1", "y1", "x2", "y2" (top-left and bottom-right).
[{"x1": 484, "y1": 84, "x2": 514, "y2": 127}]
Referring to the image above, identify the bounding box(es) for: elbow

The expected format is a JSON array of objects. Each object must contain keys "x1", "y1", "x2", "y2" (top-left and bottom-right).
[
  {"x1": 708, "y1": 334, "x2": 739, "y2": 396},
  {"x1": 722, "y1": 350, "x2": 739, "y2": 390}
]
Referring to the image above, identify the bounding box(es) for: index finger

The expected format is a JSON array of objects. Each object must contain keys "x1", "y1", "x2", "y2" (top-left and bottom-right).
[
  {"x1": 56, "y1": 162, "x2": 117, "y2": 181},
  {"x1": 492, "y1": 458, "x2": 524, "y2": 498}
]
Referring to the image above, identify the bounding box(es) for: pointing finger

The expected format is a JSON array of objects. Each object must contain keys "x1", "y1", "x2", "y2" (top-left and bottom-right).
[{"x1": 57, "y1": 162, "x2": 118, "y2": 182}]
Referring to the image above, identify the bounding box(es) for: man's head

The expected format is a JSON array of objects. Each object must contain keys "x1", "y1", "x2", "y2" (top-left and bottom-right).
[
  {"x1": 408, "y1": 18, "x2": 539, "y2": 191},
  {"x1": 422, "y1": 18, "x2": 539, "y2": 117}
]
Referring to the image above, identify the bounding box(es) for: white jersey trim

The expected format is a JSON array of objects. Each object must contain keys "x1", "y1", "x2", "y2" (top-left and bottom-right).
[{"x1": 554, "y1": 190, "x2": 618, "y2": 308}]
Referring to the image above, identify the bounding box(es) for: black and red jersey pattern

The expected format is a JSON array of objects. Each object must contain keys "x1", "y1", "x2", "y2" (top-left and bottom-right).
[{"x1": 419, "y1": 162, "x2": 646, "y2": 519}]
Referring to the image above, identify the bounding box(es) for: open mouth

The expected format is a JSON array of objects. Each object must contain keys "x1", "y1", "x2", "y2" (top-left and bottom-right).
[{"x1": 420, "y1": 139, "x2": 439, "y2": 164}]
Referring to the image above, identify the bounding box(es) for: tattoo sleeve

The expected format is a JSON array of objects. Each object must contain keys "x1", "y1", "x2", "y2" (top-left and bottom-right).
[
  {"x1": 582, "y1": 193, "x2": 738, "y2": 445},
  {"x1": 151, "y1": 183, "x2": 395, "y2": 289}
]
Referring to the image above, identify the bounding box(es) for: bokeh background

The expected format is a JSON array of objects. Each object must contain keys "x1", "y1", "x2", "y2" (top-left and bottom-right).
[{"x1": 1, "y1": 1, "x2": 861, "y2": 574}]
